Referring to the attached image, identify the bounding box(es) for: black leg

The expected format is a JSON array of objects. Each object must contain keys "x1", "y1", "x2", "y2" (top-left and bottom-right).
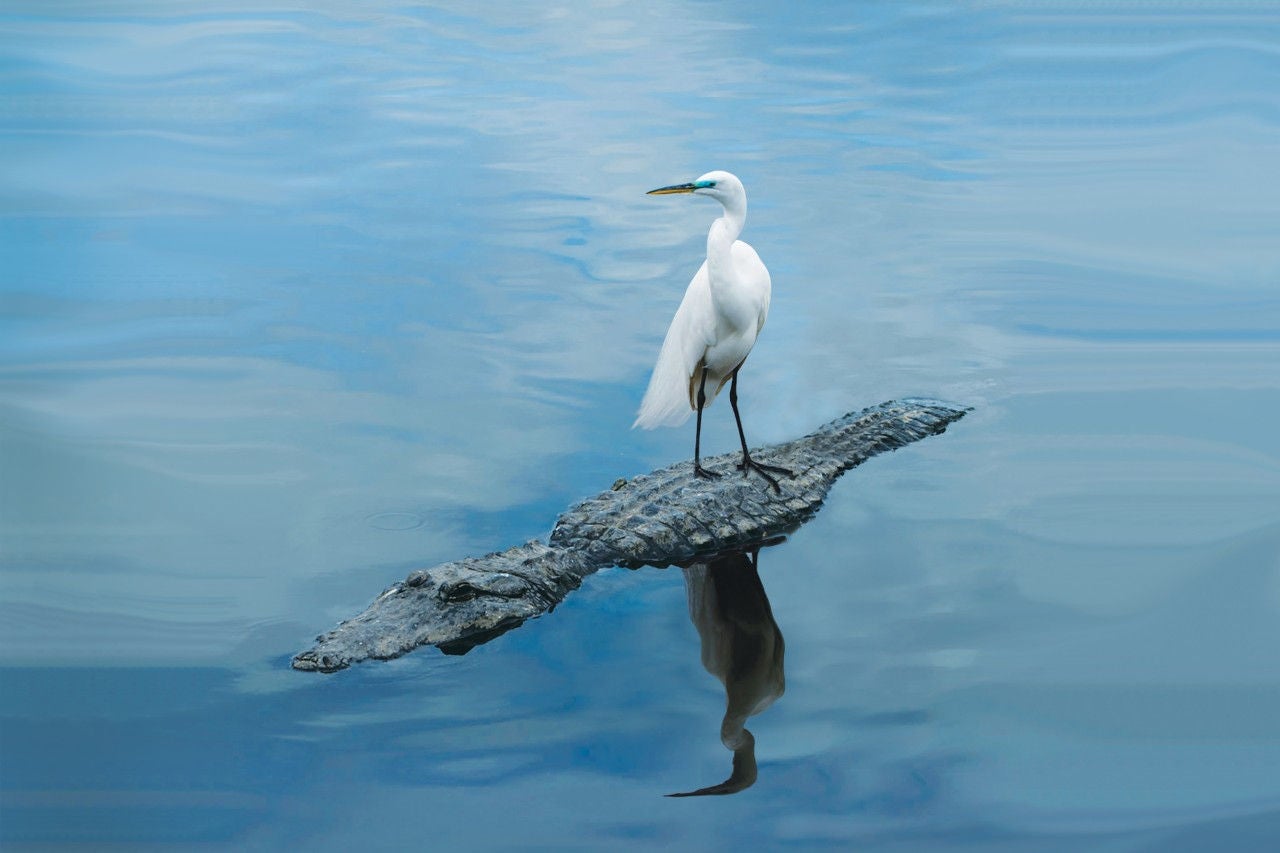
[
  {"x1": 693, "y1": 367, "x2": 720, "y2": 481},
  {"x1": 728, "y1": 369, "x2": 791, "y2": 492},
  {"x1": 729, "y1": 368, "x2": 750, "y2": 457}
]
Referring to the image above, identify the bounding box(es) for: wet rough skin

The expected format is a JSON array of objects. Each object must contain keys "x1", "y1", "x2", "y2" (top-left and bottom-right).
[{"x1": 293, "y1": 399, "x2": 968, "y2": 673}]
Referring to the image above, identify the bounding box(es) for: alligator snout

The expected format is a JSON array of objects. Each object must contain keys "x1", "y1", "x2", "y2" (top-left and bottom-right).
[{"x1": 291, "y1": 649, "x2": 347, "y2": 673}]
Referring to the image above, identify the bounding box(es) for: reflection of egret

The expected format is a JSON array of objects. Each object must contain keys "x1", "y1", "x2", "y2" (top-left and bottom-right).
[
  {"x1": 634, "y1": 171, "x2": 791, "y2": 492},
  {"x1": 669, "y1": 545, "x2": 785, "y2": 797}
]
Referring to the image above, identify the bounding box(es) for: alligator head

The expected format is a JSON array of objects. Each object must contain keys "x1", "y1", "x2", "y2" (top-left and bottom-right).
[{"x1": 292, "y1": 542, "x2": 573, "y2": 673}]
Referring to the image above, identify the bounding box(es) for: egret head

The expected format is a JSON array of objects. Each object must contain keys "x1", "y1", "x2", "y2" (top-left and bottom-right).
[{"x1": 647, "y1": 170, "x2": 745, "y2": 207}]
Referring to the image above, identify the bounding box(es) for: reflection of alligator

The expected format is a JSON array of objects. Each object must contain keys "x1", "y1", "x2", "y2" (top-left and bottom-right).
[
  {"x1": 292, "y1": 399, "x2": 968, "y2": 673},
  {"x1": 670, "y1": 545, "x2": 785, "y2": 797}
]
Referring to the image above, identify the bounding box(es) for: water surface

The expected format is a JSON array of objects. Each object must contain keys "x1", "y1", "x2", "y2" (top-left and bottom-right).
[{"x1": 3, "y1": 1, "x2": 1280, "y2": 849}]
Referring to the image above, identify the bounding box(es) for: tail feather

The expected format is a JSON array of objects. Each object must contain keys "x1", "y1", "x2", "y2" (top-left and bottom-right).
[{"x1": 634, "y1": 335, "x2": 695, "y2": 429}]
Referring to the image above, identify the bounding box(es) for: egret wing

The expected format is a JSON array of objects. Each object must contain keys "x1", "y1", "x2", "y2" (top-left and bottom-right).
[
  {"x1": 732, "y1": 240, "x2": 771, "y2": 335},
  {"x1": 634, "y1": 262, "x2": 716, "y2": 429}
]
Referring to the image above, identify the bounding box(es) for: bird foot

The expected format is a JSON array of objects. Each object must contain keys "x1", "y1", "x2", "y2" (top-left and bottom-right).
[
  {"x1": 693, "y1": 463, "x2": 722, "y2": 481},
  {"x1": 737, "y1": 456, "x2": 791, "y2": 492}
]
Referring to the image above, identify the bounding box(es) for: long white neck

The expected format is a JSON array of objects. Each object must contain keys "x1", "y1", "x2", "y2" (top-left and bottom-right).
[{"x1": 705, "y1": 196, "x2": 746, "y2": 285}]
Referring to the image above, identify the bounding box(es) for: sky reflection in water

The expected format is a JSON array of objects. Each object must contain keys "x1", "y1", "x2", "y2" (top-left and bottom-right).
[{"x1": 2, "y1": 1, "x2": 1280, "y2": 849}]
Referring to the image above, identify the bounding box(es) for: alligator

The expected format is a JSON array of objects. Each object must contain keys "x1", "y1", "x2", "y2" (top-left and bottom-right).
[{"x1": 292, "y1": 398, "x2": 968, "y2": 673}]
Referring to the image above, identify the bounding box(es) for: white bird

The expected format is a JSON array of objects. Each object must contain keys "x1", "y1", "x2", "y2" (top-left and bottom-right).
[{"x1": 634, "y1": 170, "x2": 790, "y2": 491}]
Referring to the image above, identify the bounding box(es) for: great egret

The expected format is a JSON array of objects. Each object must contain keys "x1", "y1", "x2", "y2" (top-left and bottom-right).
[{"x1": 633, "y1": 170, "x2": 791, "y2": 491}]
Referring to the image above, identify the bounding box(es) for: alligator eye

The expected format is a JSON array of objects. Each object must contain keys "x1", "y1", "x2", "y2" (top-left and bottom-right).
[{"x1": 442, "y1": 582, "x2": 480, "y2": 603}]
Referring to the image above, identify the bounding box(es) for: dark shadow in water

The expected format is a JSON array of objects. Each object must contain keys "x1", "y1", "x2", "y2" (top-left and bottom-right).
[{"x1": 668, "y1": 538, "x2": 786, "y2": 797}]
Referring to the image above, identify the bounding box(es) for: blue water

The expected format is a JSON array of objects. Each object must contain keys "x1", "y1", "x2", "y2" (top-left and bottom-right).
[{"x1": 3, "y1": 1, "x2": 1280, "y2": 848}]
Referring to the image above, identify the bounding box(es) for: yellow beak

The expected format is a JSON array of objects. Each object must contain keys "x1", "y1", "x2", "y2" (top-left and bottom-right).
[{"x1": 647, "y1": 182, "x2": 697, "y2": 195}]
